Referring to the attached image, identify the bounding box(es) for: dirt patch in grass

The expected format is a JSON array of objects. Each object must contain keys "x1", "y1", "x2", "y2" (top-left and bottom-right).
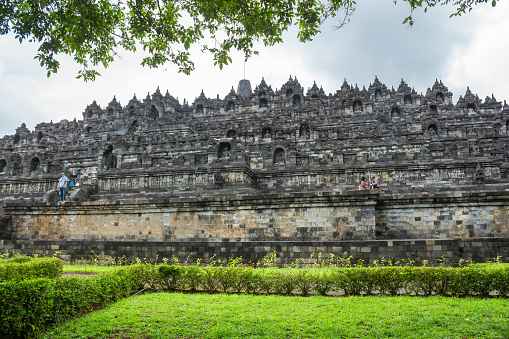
[{"x1": 110, "y1": 326, "x2": 148, "y2": 339}]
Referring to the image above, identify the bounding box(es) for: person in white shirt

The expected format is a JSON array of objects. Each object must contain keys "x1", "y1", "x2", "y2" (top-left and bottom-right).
[
  {"x1": 57, "y1": 172, "x2": 70, "y2": 203},
  {"x1": 370, "y1": 174, "x2": 379, "y2": 189}
]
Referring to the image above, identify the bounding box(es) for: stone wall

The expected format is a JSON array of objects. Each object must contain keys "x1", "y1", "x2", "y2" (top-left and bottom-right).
[
  {"x1": 2, "y1": 188, "x2": 508, "y2": 263},
  {"x1": 0, "y1": 238, "x2": 506, "y2": 266},
  {"x1": 375, "y1": 189, "x2": 509, "y2": 239},
  {"x1": 5, "y1": 191, "x2": 379, "y2": 243}
]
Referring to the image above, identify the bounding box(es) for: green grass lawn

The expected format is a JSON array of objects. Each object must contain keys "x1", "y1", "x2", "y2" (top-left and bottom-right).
[
  {"x1": 63, "y1": 264, "x2": 121, "y2": 273},
  {"x1": 42, "y1": 293, "x2": 509, "y2": 339},
  {"x1": 470, "y1": 263, "x2": 509, "y2": 268}
]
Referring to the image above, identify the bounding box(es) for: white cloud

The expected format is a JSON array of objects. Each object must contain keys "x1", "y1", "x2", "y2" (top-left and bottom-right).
[
  {"x1": 0, "y1": 1, "x2": 508, "y2": 137},
  {"x1": 445, "y1": 1, "x2": 509, "y2": 102}
]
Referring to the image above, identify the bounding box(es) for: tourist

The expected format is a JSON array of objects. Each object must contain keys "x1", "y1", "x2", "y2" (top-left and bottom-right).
[
  {"x1": 359, "y1": 176, "x2": 368, "y2": 190},
  {"x1": 370, "y1": 174, "x2": 379, "y2": 189},
  {"x1": 75, "y1": 168, "x2": 82, "y2": 186},
  {"x1": 58, "y1": 172, "x2": 70, "y2": 203}
]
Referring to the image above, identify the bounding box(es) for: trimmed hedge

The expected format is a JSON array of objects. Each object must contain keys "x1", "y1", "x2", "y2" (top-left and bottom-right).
[
  {"x1": 0, "y1": 257, "x2": 63, "y2": 282},
  {"x1": 152, "y1": 264, "x2": 509, "y2": 297},
  {"x1": 5, "y1": 256, "x2": 33, "y2": 264},
  {"x1": 0, "y1": 264, "x2": 151, "y2": 338}
]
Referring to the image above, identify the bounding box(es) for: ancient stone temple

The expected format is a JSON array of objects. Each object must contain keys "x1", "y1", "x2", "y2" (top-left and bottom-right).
[{"x1": 0, "y1": 76, "x2": 508, "y2": 264}]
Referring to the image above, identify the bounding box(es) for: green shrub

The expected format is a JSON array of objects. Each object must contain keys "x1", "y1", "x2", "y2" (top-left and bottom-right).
[
  {"x1": 216, "y1": 266, "x2": 239, "y2": 293},
  {"x1": 0, "y1": 264, "x2": 151, "y2": 338},
  {"x1": 230, "y1": 267, "x2": 254, "y2": 293},
  {"x1": 312, "y1": 268, "x2": 336, "y2": 296},
  {"x1": 243, "y1": 268, "x2": 262, "y2": 294},
  {"x1": 334, "y1": 268, "x2": 368, "y2": 296},
  {"x1": 490, "y1": 266, "x2": 509, "y2": 297},
  {"x1": 257, "y1": 269, "x2": 276, "y2": 294},
  {"x1": 273, "y1": 269, "x2": 299, "y2": 295},
  {"x1": 0, "y1": 257, "x2": 63, "y2": 282},
  {"x1": 5, "y1": 255, "x2": 34, "y2": 264},
  {"x1": 460, "y1": 266, "x2": 502, "y2": 297},
  {"x1": 372, "y1": 266, "x2": 411, "y2": 295},
  {"x1": 51, "y1": 277, "x2": 91, "y2": 322},
  {"x1": 201, "y1": 266, "x2": 220, "y2": 292},
  {"x1": 0, "y1": 278, "x2": 54, "y2": 338},
  {"x1": 295, "y1": 269, "x2": 314, "y2": 296},
  {"x1": 158, "y1": 264, "x2": 183, "y2": 277},
  {"x1": 157, "y1": 264, "x2": 185, "y2": 291},
  {"x1": 183, "y1": 266, "x2": 203, "y2": 292},
  {"x1": 407, "y1": 267, "x2": 452, "y2": 296}
]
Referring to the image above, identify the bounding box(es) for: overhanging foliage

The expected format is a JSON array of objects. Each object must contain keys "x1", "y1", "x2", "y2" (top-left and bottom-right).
[{"x1": 0, "y1": 0, "x2": 497, "y2": 80}]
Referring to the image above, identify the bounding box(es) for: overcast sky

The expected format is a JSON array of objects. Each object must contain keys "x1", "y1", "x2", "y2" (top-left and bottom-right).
[{"x1": 0, "y1": 1, "x2": 507, "y2": 137}]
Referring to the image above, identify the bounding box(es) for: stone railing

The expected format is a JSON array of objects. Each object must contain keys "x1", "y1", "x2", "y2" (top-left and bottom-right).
[
  {"x1": 0, "y1": 177, "x2": 57, "y2": 196},
  {"x1": 257, "y1": 160, "x2": 503, "y2": 190},
  {"x1": 97, "y1": 164, "x2": 255, "y2": 192}
]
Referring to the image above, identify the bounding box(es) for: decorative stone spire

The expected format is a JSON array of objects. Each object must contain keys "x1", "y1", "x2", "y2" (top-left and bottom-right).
[
  {"x1": 259, "y1": 77, "x2": 267, "y2": 88},
  {"x1": 341, "y1": 78, "x2": 349, "y2": 91},
  {"x1": 107, "y1": 96, "x2": 122, "y2": 112},
  {"x1": 152, "y1": 87, "x2": 163, "y2": 101},
  {"x1": 398, "y1": 79, "x2": 410, "y2": 92},
  {"x1": 127, "y1": 94, "x2": 139, "y2": 109},
  {"x1": 373, "y1": 76, "x2": 381, "y2": 86},
  {"x1": 236, "y1": 79, "x2": 252, "y2": 99},
  {"x1": 83, "y1": 100, "x2": 101, "y2": 120},
  {"x1": 16, "y1": 123, "x2": 30, "y2": 135}
]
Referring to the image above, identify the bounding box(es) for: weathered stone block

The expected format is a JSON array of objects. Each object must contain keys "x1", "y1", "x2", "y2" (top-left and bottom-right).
[{"x1": 42, "y1": 190, "x2": 59, "y2": 203}]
